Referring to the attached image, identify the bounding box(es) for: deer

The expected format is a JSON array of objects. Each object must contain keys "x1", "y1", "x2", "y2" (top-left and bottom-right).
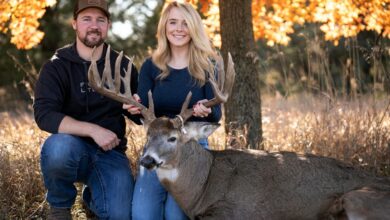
[{"x1": 88, "y1": 46, "x2": 390, "y2": 220}]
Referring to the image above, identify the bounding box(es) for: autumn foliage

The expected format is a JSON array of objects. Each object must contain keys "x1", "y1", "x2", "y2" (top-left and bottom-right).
[
  {"x1": 1, "y1": 0, "x2": 389, "y2": 49},
  {"x1": 0, "y1": 0, "x2": 56, "y2": 50},
  {"x1": 188, "y1": 0, "x2": 390, "y2": 46}
]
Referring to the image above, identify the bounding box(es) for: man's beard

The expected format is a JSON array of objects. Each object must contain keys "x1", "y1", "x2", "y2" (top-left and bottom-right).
[{"x1": 78, "y1": 30, "x2": 105, "y2": 48}]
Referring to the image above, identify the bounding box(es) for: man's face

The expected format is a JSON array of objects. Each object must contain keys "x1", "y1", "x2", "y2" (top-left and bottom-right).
[{"x1": 72, "y1": 8, "x2": 110, "y2": 48}]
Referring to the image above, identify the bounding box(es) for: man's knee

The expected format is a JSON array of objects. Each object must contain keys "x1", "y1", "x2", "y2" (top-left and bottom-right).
[{"x1": 40, "y1": 134, "x2": 87, "y2": 175}]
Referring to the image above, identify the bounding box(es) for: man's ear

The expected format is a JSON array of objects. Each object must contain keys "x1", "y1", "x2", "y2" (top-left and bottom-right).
[
  {"x1": 72, "y1": 19, "x2": 77, "y2": 30},
  {"x1": 182, "y1": 122, "x2": 220, "y2": 141}
]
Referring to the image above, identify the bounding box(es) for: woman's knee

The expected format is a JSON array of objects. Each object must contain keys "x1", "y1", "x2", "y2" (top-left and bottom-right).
[
  {"x1": 132, "y1": 169, "x2": 167, "y2": 220},
  {"x1": 165, "y1": 194, "x2": 189, "y2": 220}
]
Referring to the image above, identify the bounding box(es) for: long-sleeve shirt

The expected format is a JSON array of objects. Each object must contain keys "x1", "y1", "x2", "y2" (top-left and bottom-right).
[{"x1": 137, "y1": 58, "x2": 221, "y2": 122}]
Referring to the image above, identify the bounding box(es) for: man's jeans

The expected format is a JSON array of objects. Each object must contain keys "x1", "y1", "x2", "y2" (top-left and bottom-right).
[
  {"x1": 132, "y1": 138, "x2": 209, "y2": 220},
  {"x1": 40, "y1": 134, "x2": 134, "y2": 220}
]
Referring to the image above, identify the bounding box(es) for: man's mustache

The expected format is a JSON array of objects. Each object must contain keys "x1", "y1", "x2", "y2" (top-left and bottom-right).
[{"x1": 87, "y1": 30, "x2": 101, "y2": 36}]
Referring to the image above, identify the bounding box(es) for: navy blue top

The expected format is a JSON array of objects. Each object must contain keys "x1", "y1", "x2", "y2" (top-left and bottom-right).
[{"x1": 137, "y1": 58, "x2": 221, "y2": 122}]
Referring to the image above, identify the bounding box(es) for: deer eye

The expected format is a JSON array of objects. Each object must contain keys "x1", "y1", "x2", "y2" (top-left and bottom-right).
[{"x1": 168, "y1": 137, "x2": 177, "y2": 142}]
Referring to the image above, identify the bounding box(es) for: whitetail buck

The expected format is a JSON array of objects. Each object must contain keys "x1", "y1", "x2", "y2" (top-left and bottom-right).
[{"x1": 88, "y1": 46, "x2": 390, "y2": 220}]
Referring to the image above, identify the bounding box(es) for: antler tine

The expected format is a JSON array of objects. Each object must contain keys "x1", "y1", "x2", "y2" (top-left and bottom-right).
[
  {"x1": 114, "y1": 50, "x2": 123, "y2": 94},
  {"x1": 224, "y1": 53, "x2": 236, "y2": 96},
  {"x1": 121, "y1": 55, "x2": 133, "y2": 99},
  {"x1": 172, "y1": 92, "x2": 193, "y2": 129},
  {"x1": 216, "y1": 55, "x2": 225, "y2": 92},
  {"x1": 101, "y1": 45, "x2": 114, "y2": 90},
  {"x1": 87, "y1": 45, "x2": 156, "y2": 123},
  {"x1": 88, "y1": 47, "x2": 102, "y2": 87},
  {"x1": 141, "y1": 91, "x2": 156, "y2": 124},
  {"x1": 203, "y1": 52, "x2": 235, "y2": 108}
]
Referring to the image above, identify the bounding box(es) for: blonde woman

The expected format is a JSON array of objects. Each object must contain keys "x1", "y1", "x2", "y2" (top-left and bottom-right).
[{"x1": 125, "y1": 1, "x2": 221, "y2": 219}]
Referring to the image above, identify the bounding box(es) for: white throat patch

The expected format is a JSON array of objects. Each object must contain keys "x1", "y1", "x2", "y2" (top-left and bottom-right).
[{"x1": 157, "y1": 168, "x2": 179, "y2": 183}]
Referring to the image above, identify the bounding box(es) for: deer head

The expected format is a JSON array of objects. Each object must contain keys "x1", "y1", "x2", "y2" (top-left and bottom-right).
[{"x1": 88, "y1": 45, "x2": 235, "y2": 169}]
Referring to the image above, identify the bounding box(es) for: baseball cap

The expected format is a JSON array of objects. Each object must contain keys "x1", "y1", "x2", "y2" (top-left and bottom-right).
[{"x1": 73, "y1": 0, "x2": 110, "y2": 19}]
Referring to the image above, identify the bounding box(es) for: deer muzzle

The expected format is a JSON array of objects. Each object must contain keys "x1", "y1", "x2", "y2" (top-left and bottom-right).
[{"x1": 140, "y1": 155, "x2": 159, "y2": 170}]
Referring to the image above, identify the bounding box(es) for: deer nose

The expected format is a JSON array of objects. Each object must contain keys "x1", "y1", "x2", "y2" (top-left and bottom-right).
[{"x1": 140, "y1": 155, "x2": 157, "y2": 169}]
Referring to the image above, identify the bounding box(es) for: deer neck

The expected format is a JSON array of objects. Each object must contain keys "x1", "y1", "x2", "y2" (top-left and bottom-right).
[{"x1": 157, "y1": 140, "x2": 213, "y2": 212}]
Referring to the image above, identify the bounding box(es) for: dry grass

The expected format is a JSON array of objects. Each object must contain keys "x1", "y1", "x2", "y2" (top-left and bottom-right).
[
  {"x1": 261, "y1": 94, "x2": 390, "y2": 175},
  {"x1": 0, "y1": 112, "x2": 48, "y2": 219},
  {"x1": 0, "y1": 95, "x2": 389, "y2": 219}
]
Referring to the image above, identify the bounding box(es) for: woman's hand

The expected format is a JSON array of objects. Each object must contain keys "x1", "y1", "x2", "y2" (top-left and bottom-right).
[
  {"x1": 193, "y1": 99, "x2": 212, "y2": 118},
  {"x1": 123, "y1": 94, "x2": 141, "y2": 114}
]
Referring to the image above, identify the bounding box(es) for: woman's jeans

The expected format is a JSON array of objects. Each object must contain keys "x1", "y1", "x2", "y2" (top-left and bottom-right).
[
  {"x1": 132, "y1": 138, "x2": 209, "y2": 220},
  {"x1": 40, "y1": 134, "x2": 134, "y2": 220}
]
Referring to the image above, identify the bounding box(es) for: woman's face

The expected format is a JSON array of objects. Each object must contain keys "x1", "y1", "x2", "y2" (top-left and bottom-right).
[{"x1": 165, "y1": 7, "x2": 191, "y2": 49}]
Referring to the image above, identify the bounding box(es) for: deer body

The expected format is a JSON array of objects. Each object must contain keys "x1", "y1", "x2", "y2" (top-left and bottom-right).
[{"x1": 146, "y1": 132, "x2": 390, "y2": 220}]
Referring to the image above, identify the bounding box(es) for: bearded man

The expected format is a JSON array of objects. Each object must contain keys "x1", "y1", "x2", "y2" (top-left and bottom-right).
[{"x1": 33, "y1": 0, "x2": 140, "y2": 219}]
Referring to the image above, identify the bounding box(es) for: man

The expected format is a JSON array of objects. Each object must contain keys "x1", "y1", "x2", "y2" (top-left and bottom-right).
[{"x1": 33, "y1": 0, "x2": 140, "y2": 219}]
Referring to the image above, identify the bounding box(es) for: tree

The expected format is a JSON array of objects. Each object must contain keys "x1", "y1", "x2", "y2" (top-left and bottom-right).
[{"x1": 219, "y1": 0, "x2": 263, "y2": 149}]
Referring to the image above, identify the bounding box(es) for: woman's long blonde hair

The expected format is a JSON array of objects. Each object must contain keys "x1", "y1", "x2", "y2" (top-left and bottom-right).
[{"x1": 152, "y1": 1, "x2": 217, "y2": 86}]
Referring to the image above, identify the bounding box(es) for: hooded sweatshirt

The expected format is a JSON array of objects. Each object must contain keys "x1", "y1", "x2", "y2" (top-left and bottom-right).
[{"x1": 34, "y1": 43, "x2": 140, "y2": 152}]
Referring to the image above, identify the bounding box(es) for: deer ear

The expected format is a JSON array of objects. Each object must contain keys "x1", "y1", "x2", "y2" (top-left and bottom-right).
[{"x1": 183, "y1": 122, "x2": 220, "y2": 141}]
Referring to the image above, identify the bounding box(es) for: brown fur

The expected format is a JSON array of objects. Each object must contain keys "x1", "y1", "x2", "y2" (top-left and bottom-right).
[{"x1": 141, "y1": 119, "x2": 390, "y2": 220}]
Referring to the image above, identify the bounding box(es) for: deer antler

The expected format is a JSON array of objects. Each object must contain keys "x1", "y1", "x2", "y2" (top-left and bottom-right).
[
  {"x1": 88, "y1": 45, "x2": 156, "y2": 123},
  {"x1": 203, "y1": 53, "x2": 235, "y2": 107},
  {"x1": 172, "y1": 53, "x2": 236, "y2": 128}
]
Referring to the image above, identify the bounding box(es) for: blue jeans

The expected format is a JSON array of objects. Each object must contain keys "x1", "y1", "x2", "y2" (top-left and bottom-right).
[
  {"x1": 132, "y1": 139, "x2": 208, "y2": 220},
  {"x1": 40, "y1": 134, "x2": 134, "y2": 220}
]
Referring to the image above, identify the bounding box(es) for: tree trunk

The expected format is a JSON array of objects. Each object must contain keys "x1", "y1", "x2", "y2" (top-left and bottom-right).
[{"x1": 219, "y1": 0, "x2": 263, "y2": 149}]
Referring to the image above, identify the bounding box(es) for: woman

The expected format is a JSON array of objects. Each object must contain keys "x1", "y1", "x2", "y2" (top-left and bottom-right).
[{"x1": 125, "y1": 1, "x2": 221, "y2": 219}]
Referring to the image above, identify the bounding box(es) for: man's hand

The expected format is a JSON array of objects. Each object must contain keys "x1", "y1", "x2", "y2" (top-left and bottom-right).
[
  {"x1": 58, "y1": 116, "x2": 120, "y2": 151},
  {"x1": 90, "y1": 127, "x2": 120, "y2": 151}
]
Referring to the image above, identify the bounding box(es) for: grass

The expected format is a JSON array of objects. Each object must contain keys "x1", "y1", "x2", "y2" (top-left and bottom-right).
[{"x1": 0, "y1": 94, "x2": 389, "y2": 219}]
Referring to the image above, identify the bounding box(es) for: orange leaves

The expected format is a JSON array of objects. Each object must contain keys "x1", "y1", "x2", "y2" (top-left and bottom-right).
[
  {"x1": 363, "y1": 0, "x2": 390, "y2": 38},
  {"x1": 256, "y1": 0, "x2": 390, "y2": 45},
  {"x1": 187, "y1": 0, "x2": 212, "y2": 13},
  {"x1": 0, "y1": 0, "x2": 12, "y2": 33},
  {"x1": 252, "y1": 0, "x2": 310, "y2": 46},
  {"x1": 312, "y1": 0, "x2": 363, "y2": 45},
  {"x1": 310, "y1": 0, "x2": 390, "y2": 45},
  {"x1": 190, "y1": 0, "x2": 390, "y2": 47},
  {"x1": 0, "y1": 0, "x2": 56, "y2": 50},
  {"x1": 199, "y1": 0, "x2": 220, "y2": 46}
]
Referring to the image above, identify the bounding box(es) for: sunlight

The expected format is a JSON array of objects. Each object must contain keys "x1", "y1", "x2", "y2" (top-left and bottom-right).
[
  {"x1": 111, "y1": 20, "x2": 133, "y2": 39},
  {"x1": 111, "y1": 0, "x2": 158, "y2": 39}
]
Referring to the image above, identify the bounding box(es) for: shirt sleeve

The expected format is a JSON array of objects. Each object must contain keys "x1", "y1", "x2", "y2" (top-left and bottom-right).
[
  {"x1": 137, "y1": 59, "x2": 156, "y2": 107},
  {"x1": 33, "y1": 61, "x2": 67, "y2": 133}
]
